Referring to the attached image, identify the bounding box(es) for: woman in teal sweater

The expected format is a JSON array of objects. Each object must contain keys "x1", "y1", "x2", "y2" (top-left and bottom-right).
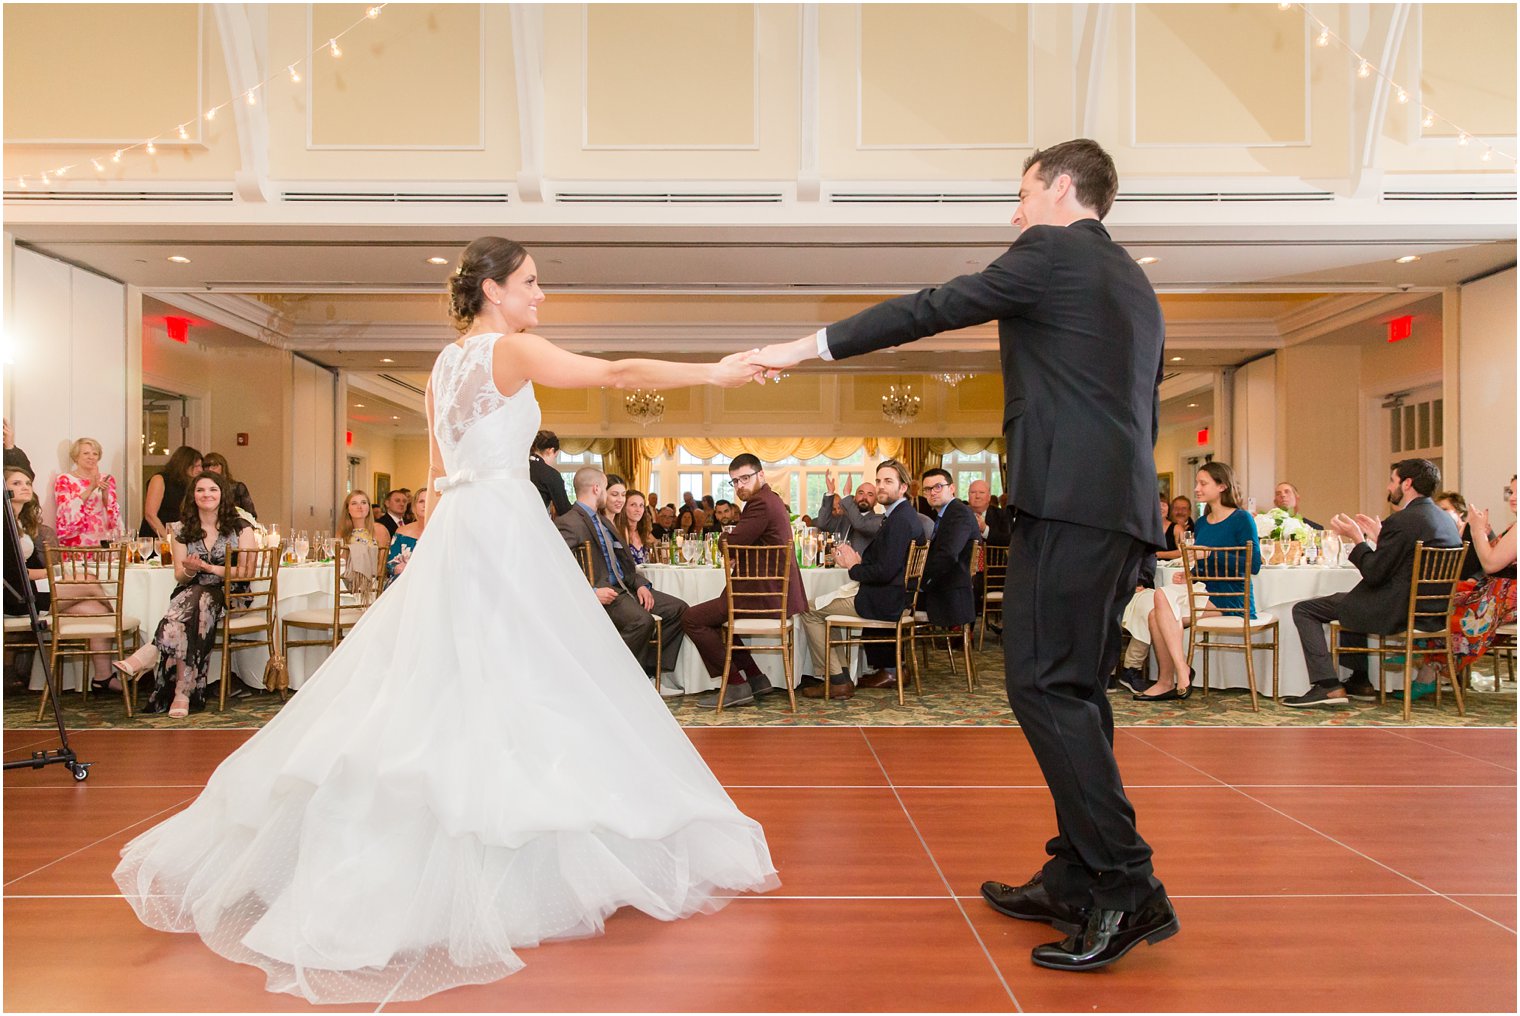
[{"x1": 1135, "y1": 461, "x2": 1261, "y2": 701}]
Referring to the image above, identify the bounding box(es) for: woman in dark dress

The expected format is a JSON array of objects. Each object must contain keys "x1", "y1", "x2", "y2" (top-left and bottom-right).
[{"x1": 139, "y1": 445, "x2": 202, "y2": 540}]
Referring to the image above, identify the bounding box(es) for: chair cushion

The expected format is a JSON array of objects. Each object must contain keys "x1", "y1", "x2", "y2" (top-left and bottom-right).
[
  {"x1": 730, "y1": 617, "x2": 786, "y2": 634},
  {"x1": 985, "y1": 591, "x2": 1003, "y2": 602},
  {"x1": 3, "y1": 616, "x2": 35, "y2": 631},
  {"x1": 284, "y1": 607, "x2": 366, "y2": 627},
  {"x1": 826, "y1": 613, "x2": 900, "y2": 629},
  {"x1": 1498, "y1": 623, "x2": 1517, "y2": 637},
  {"x1": 914, "y1": 610, "x2": 929, "y2": 622},
  {"x1": 55, "y1": 614, "x2": 140, "y2": 638},
  {"x1": 1195, "y1": 612, "x2": 1276, "y2": 631},
  {"x1": 226, "y1": 613, "x2": 273, "y2": 633}
]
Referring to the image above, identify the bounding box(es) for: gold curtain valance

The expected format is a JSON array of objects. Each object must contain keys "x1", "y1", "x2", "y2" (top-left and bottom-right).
[{"x1": 637, "y1": 436, "x2": 903, "y2": 462}]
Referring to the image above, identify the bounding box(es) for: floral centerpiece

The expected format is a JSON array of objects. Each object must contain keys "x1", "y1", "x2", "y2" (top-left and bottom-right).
[{"x1": 1255, "y1": 508, "x2": 1311, "y2": 542}]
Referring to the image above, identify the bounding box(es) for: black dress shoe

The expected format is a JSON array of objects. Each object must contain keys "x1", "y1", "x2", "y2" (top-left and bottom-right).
[
  {"x1": 1030, "y1": 893, "x2": 1179, "y2": 972},
  {"x1": 980, "y1": 872, "x2": 1086, "y2": 935}
]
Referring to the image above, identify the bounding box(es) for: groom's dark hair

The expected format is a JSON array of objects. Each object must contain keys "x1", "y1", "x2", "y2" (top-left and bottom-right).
[
  {"x1": 1023, "y1": 139, "x2": 1119, "y2": 220},
  {"x1": 729, "y1": 453, "x2": 763, "y2": 474}
]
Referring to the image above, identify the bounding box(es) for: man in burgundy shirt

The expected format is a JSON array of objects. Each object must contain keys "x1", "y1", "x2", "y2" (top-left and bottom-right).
[{"x1": 685, "y1": 453, "x2": 807, "y2": 709}]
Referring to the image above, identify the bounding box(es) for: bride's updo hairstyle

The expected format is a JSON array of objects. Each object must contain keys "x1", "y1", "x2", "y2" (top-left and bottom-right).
[{"x1": 448, "y1": 236, "x2": 530, "y2": 330}]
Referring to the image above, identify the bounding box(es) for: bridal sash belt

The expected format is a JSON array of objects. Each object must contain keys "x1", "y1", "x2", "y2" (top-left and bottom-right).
[{"x1": 434, "y1": 467, "x2": 530, "y2": 493}]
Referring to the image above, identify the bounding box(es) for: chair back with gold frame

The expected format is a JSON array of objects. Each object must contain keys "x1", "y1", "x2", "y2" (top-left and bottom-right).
[
  {"x1": 1333, "y1": 541, "x2": 1469, "y2": 721},
  {"x1": 217, "y1": 546, "x2": 281, "y2": 711},
  {"x1": 279, "y1": 542, "x2": 369, "y2": 699},
  {"x1": 1178, "y1": 542, "x2": 1277, "y2": 710},
  {"x1": 822, "y1": 541, "x2": 932, "y2": 706},
  {"x1": 977, "y1": 542, "x2": 1009, "y2": 650},
  {"x1": 572, "y1": 541, "x2": 596, "y2": 583},
  {"x1": 715, "y1": 544, "x2": 796, "y2": 712},
  {"x1": 37, "y1": 545, "x2": 140, "y2": 718},
  {"x1": 571, "y1": 538, "x2": 662, "y2": 685}
]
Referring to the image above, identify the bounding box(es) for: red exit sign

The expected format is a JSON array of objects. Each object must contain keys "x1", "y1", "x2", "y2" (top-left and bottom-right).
[{"x1": 1387, "y1": 315, "x2": 1413, "y2": 343}]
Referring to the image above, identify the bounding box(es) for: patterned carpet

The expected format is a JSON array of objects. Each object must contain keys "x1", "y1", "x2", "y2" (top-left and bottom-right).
[{"x1": 6, "y1": 646, "x2": 1514, "y2": 730}]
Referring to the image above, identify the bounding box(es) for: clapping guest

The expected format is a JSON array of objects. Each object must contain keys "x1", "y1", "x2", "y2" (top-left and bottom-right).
[
  {"x1": 3, "y1": 418, "x2": 32, "y2": 475},
  {"x1": 201, "y1": 453, "x2": 258, "y2": 519},
  {"x1": 815, "y1": 471, "x2": 883, "y2": 554},
  {"x1": 1434, "y1": 490, "x2": 1468, "y2": 533},
  {"x1": 1409, "y1": 475, "x2": 1518, "y2": 699},
  {"x1": 387, "y1": 486, "x2": 430, "y2": 580},
  {"x1": 55, "y1": 437, "x2": 123, "y2": 546},
  {"x1": 967, "y1": 480, "x2": 1012, "y2": 547},
  {"x1": 615, "y1": 490, "x2": 655, "y2": 564},
  {"x1": 139, "y1": 445, "x2": 201, "y2": 540},
  {"x1": 113, "y1": 473, "x2": 257, "y2": 716},
  {"x1": 1136, "y1": 463, "x2": 1260, "y2": 701},
  {"x1": 685, "y1": 455, "x2": 807, "y2": 709},
  {"x1": 1154, "y1": 496, "x2": 1195, "y2": 562}
]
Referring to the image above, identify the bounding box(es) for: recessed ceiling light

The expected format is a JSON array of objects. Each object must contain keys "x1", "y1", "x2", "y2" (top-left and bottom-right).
[
  {"x1": 380, "y1": 357, "x2": 394, "y2": 363},
  {"x1": 1395, "y1": 255, "x2": 1421, "y2": 264},
  {"x1": 1136, "y1": 256, "x2": 1159, "y2": 265},
  {"x1": 424, "y1": 256, "x2": 448, "y2": 265},
  {"x1": 167, "y1": 255, "x2": 191, "y2": 264},
  {"x1": 1187, "y1": 402, "x2": 1198, "y2": 408},
  {"x1": 391, "y1": 416, "x2": 399, "y2": 421},
  {"x1": 1170, "y1": 356, "x2": 1183, "y2": 362},
  {"x1": 354, "y1": 403, "x2": 365, "y2": 408}
]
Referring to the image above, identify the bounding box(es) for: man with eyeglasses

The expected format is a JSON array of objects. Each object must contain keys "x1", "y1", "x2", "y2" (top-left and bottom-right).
[
  {"x1": 918, "y1": 469, "x2": 978, "y2": 637},
  {"x1": 685, "y1": 454, "x2": 808, "y2": 709}
]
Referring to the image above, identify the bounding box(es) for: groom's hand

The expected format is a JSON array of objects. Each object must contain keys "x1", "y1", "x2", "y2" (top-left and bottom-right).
[
  {"x1": 751, "y1": 335, "x2": 817, "y2": 378},
  {"x1": 711, "y1": 349, "x2": 767, "y2": 388}
]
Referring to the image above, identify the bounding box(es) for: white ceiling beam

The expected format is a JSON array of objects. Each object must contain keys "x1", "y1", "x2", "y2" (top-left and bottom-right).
[
  {"x1": 1348, "y1": 3, "x2": 1412, "y2": 200},
  {"x1": 510, "y1": 4, "x2": 546, "y2": 202},
  {"x1": 1074, "y1": 3, "x2": 1112, "y2": 138},
  {"x1": 797, "y1": 4, "x2": 821, "y2": 202},
  {"x1": 212, "y1": 4, "x2": 273, "y2": 203}
]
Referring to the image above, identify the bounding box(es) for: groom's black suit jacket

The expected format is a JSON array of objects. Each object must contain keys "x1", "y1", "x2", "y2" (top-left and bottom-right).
[{"x1": 824, "y1": 219, "x2": 1167, "y2": 549}]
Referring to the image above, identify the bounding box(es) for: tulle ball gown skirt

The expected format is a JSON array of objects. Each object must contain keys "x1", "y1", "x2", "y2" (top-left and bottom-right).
[{"x1": 112, "y1": 473, "x2": 779, "y2": 1004}]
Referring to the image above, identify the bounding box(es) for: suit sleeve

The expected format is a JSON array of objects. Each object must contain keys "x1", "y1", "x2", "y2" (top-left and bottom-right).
[
  {"x1": 840, "y1": 496, "x2": 885, "y2": 536},
  {"x1": 1348, "y1": 513, "x2": 1416, "y2": 587},
  {"x1": 728, "y1": 497, "x2": 775, "y2": 546},
  {"x1": 850, "y1": 511, "x2": 914, "y2": 586},
  {"x1": 553, "y1": 514, "x2": 582, "y2": 549},
  {"x1": 923, "y1": 506, "x2": 977, "y2": 586},
  {"x1": 825, "y1": 229, "x2": 1054, "y2": 361}
]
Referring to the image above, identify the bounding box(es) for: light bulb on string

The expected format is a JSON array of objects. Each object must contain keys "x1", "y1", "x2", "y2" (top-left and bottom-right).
[
  {"x1": 1458, "y1": 132, "x2": 1470, "y2": 146},
  {"x1": 146, "y1": 140, "x2": 157, "y2": 155},
  {"x1": 16, "y1": 177, "x2": 26, "y2": 189},
  {"x1": 329, "y1": 38, "x2": 342, "y2": 58},
  {"x1": 177, "y1": 123, "x2": 189, "y2": 140},
  {"x1": 367, "y1": 6, "x2": 381, "y2": 18},
  {"x1": 40, "y1": 172, "x2": 50, "y2": 185},
  {"x1": 1315, "y1": 27, "x2": 1330, "y2": 46},
  {"x1": 1357, "y1": 59, "x2": 1371, "y2": 79},
  {"x1": 245, "y1": 88, "x2": 257, "y2": 106},
  {"x1": 1421, "y1": 110, "x2": 1434, "y2": 128},
  {"x1": 54, "y1": 166, "x2": 67, "y2": 177},
  {"x1": 288, "y1": 63, "x2": 301, "y2": 83},
  {"x1": 1395, "y1": 87, "x2": 1409, "y2": 104},
  {"x1": 91, "y1": 159, "x2": 103, "y2": 172},
  {"x1": 1277, "y1": 2, "x2": 1292, "y2": 9},
  {"x1": 111, "y1": 150, "x2": 122, "y2": 163},
  {"x1": 1481, "y1": 147, "x2": 1493, "y2": 162},
  {"x1": 205, "y1": 106, "x2": 217, "y2": 121}
]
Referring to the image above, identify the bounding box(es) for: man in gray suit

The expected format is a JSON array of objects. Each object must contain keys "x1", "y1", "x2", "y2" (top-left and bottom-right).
[{"x1": 813, "y1": 471, "x2": 882, "y2": 555}]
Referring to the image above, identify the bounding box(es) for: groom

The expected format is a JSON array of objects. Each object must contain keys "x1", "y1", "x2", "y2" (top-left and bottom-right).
[{"x1": 751, "y1": 139, "x2": 1174, "y2": 971}]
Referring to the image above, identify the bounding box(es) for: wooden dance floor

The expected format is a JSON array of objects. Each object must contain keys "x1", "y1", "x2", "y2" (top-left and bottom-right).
[{"x1": 4, "y1": 725, "x2": 1515, "y2": 1012}]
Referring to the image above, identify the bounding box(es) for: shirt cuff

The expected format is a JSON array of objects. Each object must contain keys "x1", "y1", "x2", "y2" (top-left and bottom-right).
[{"x1": 815, "y1": 328, "x2": 832, "y2": 362}]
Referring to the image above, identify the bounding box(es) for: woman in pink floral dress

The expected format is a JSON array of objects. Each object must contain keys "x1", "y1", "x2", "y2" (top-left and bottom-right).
[{"x1": 53, "y1": 437, "x2": 121, "y2": 546}]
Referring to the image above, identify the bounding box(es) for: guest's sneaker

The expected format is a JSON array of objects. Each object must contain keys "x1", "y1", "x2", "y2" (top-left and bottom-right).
[
  {"x1": 1345, "y1": 679, "x2": 1380, "y2": 701},
  {"x1": 695, "y1": 682, "x2": 755, "y2": 710},
  {"x1": 748, "y1": 674, "x2": 777, "y2": 697},
  {"x1": 1113, "y1": 667, "x2": 1151, "y2": 695},
  {"x1": 1283, "y1": 683, "x2": 1351, "y2": 708}
]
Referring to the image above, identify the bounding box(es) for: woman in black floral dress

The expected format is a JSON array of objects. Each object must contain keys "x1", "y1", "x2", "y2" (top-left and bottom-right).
[{"x1": 114, "y1": 473, "x2": 257, "y2": 716}]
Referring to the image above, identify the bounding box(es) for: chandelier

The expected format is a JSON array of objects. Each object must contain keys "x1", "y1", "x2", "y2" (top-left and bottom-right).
[
  {"x1": 623, "y1": 388, "x2": 665, "y2": 426},
  {"x1": 880, "y1": 384, "x2": 921, "y2": 427},
  {"x1": 933, "y1": 372, "x2": 972, "y2": 387}
]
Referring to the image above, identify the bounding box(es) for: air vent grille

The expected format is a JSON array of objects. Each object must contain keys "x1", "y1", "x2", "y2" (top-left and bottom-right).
[
  {"x1": 378, "y1": 373, "x2": 426, "y2": 395},
  {"x1": 281, "y1": 191, "x2": 509, "y2": 203},
  {"x1": 829, "y1": 192, "x2": 1017, "y2": 204},
  {"x1": 1383, "y1": 190, "x2": 1516, "y2": 202},
  {"x1": 556, "y1": 191, "x2": 784, "y2": 204},
  {"x1": 4, "y1": 189, "x2": 235, "y2": 202},
  {"x1": 1115, "y1": 191, "x2": 1335, "y2": 203}
]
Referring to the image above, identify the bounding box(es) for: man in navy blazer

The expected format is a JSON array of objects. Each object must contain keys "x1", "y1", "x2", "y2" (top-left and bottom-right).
[
  {"x1": 798, "y1": 459, "x2": 921, "y2": 699},
  {"x1": 1287, "y1": 458, "x2": 1462, "y2": 708},
  {"x1": 918, "y1": 469, "x2": 977, "y2": 630},
  {"x1": 752, "y1": 139, "x2": 1175, "y2": 970}
]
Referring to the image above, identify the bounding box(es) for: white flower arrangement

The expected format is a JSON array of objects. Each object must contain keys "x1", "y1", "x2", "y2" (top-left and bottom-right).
[{"x1": 1255, "y1": 508, "x2": 1310, "y2": 542}]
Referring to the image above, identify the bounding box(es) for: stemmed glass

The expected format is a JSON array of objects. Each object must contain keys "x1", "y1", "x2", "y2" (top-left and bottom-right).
[
  {"x1": 681, "y1": 537, "x2": 700, "y2": 566},
  {"x1": 293, "y1": 531, "x2": 310, "y2": 564}
]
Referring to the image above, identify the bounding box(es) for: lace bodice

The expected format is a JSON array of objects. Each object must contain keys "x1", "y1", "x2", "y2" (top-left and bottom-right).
[{"x1": 429, "y1": 333, "x2": 541, "y2": 476}]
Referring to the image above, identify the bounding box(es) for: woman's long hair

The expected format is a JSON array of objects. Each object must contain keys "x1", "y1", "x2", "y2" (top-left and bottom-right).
[
  {"x1": 5, "y1": 466, "x2": 42, "y2": 538},
  {"x1": 163, "y1": 445, "x2": 203, "y2": 484},
  {"x1": 176, "y1": 472, "x2": 240, "y2": 545},
  {"x1": 202, "y1": 451, "x2": 235, "y2": 484},
  {"x1": 615, "y1": 490, "x2": 655, "y2": 547},
  {"x1": 677, "y1": 506, "x2": 698, "y2": 533},
  {"x1": 1198, "y1": 461, "x2": 1242, "y2": 510},
  {"x1": 338, "y1": 491, "x2": 373, "y2": 542}
]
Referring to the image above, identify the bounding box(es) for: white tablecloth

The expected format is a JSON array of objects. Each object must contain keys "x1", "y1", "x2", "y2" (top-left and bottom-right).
[
  {"x1": 639, "y1": 564, "x2": 861, "y2": 695},
  {"x1": 34, "y1": 562, "x2": 340, "y2": 693},
  {"x1": 1153, "y1": 562, "x2": 1365, "y2": 696}
]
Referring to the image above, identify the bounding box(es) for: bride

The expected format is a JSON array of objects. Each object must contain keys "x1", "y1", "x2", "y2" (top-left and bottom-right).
[{"x1": 113, "y1": 237, "x2": 779, "y2": 1005}]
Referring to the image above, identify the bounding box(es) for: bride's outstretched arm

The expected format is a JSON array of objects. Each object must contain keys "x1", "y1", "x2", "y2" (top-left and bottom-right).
[{"x1": 495, "y1": 333, "x2": 764, "y2": 392}]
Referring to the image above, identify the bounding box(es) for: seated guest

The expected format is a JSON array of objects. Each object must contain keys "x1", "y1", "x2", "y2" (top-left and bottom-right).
[
  {"x1": 529, "y1": 430, "x2": 572, "y2": 517},
  {"x1": 1434, "y1": 489, "x2": 1468, "y2": 534},
  {"x1": 338, "y1": 490, "x2": 391, "y2": 595},
  {"x1": 686, "y1": 455, "x2": 807, "y2": 709},
  {"x1": 201, "y1": 452, "x2": 258, "y2": 519},
  {"x1": 386, "y1": 486, "x2": 429, "y2": 580},
  {"x1": 1273, "y1": 481, "x2": 1324, "y2": 530},
  {"x1": 56, "y1": 437, "x2": 123, "y2": 546},
  {"x1": 1112, "y1": 497, "x2": 1176, "y2": 694},
  {"x1": 556, "y1": 467, "x2": 687, "y2": 677},
  {"x1": 815, "y1": 472, "x2": 882, "y2": 554},
  {"x1": 676, "y1": 506, "x2": 698, "y2": 535},
  {"x1": 377, "y1": 488, "x2": 412, "y2": 537},
  {"x1": 916, "y1": 468, "x2": 978, "y2": 662},
  {"x1": 712, "y1": 499, "x2": 738, "y2": 527},
  {"x1": 701, "y1": 494, "x2": 716, "y2": 515},
  {"x1": 112, "y1": 473, "x2": 258, "y2": 716},
  {"x1": 139, "y1": 445, "x2": 200, "y2": 541},
  {"x1": 682, "y1": 491, "x2": 697, "y2": 511},
  {"x1": 3, "y1": 417, "x2": 31, "y2": 475},
  {"x1": 967, "y1": 479, "x2": 1011, "y2": 547},
  {"x1": 1135, "y1": 463, "x2": 1258, "y2": 701},
  {"x1": 615, "y1": 489, "x2": 656, "y2": 564},
  {"x1": 1155, "y1": 496, "x2": 1196, "y2": 562},
  {"x1": 651, "y1": 504, "x2": 678, "y2": 540},
  {"x1": 603, "y1": 474, "x2": 628, "y2": 528},
  {"x1": 1409, "y1": 475, "x2": 1517, "y2": 698},
  {"x1": 5, "y1": 466, "x2": 60, "y2": 683},
  {"x1": 798, "y1": 459, "x2": 922, "y2": 700},
  {"x1": 1286, "y1": 458, "x2": 1462, "y2": 707}
]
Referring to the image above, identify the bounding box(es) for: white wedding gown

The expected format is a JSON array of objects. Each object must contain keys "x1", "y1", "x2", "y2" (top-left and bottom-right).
[{"x1": 113, "y1": 333, "x2": 778, "y2": 1004}]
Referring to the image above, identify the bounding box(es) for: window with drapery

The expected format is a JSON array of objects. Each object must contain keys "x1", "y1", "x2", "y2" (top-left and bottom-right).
[{"x1": 942, "y1": 448, "x2": 1004, "y2": 497}]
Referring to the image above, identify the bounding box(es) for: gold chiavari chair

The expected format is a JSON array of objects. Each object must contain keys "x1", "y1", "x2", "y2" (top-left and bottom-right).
[
  {"x1": 216, "y1": 547, "x2": 281, "y2": 711},
  {"x1": 977, "y1": 543, "x2": 1009, "y2": 651},
  {"x1": 1332, "y1": 541, "x2": 1469, "y2": 722},
  {"x1": 572, "y1": 540, "x2": 661, "y2": 685},
  {"x1": 715, "y1": 544, "x2": 797, "y2": 713},
  {"x1": 36, "y1": 545, "x2": 141, "y2": 719},
  {"x1": 278, "y1": 543, "x2": 373, "y2": 699},
  {"x1": 824, "y1": 542, "x2": 931, "y2": 706},
  {"x1": 1179, "y1": 542, "x2": 1278, "y2": 710}
]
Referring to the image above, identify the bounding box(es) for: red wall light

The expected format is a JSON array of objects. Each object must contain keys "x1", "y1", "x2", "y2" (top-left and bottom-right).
[
  {"x1": 1387, "y1": 315, "x2": 1413, "y2": 343},
  {"x1": 1196, "y1": 427, "x2": 1210, "y2": 446},
  {"x1": 165, "y1": 316, "x2": 191, "y2": 343},
  {"x1": 345, "y1": 430, "x2": 353, "y2": 446}
]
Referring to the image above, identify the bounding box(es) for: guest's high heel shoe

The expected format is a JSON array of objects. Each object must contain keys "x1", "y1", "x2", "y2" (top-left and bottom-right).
[{"x1": 111, "y1": 646, "x2": 160, "y2": 682}]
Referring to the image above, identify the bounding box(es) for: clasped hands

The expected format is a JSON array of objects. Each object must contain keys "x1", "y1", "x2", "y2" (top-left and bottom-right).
[
  {"x1": 832, "y1": 543, "x2": 861, "y2": 570},
  {"x1": 713, "y1": 335, "x2": 816, "y2": 387},
  {"x1": 1329, "y1": 512, "x2": 1381, "y2": 546}
]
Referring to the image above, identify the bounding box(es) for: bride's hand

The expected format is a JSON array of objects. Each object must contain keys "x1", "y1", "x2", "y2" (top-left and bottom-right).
[
  {"x1": 751, "y1": 335, "x2": 814, "y2": 379},
  {"x1": 708, "y1": 349, "x2": 767, "y2": 388}
]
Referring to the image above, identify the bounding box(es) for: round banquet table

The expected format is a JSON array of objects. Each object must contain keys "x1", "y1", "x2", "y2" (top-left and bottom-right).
[
  {"x1": 638, "y1": 563, "x2": 863, "y2": 695},
  {"x1": 31, "y1": 561, "x2": 338, "y2": 693},
  {"x1": 1152, "y1": 561, "x2": 1377, "y2": 697}
]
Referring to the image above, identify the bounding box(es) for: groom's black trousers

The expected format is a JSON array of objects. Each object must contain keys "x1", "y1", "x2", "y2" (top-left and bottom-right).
[{"x1": 1004, "y1": 514, "x2": 1164, "y2": 913}]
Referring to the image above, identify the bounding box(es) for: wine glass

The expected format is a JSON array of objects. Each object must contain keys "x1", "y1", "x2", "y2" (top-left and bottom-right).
[
  {"x1": 681, "y1": 537, "x2": 699, "y2": 566},
  {"x1": 293, "y1": 533, "x2": 310, "y2": 564}
]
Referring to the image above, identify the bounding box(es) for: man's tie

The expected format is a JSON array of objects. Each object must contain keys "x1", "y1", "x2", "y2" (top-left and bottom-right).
[{"x1": 587, "y1": 509, "x2": 626, "y2": 587}]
